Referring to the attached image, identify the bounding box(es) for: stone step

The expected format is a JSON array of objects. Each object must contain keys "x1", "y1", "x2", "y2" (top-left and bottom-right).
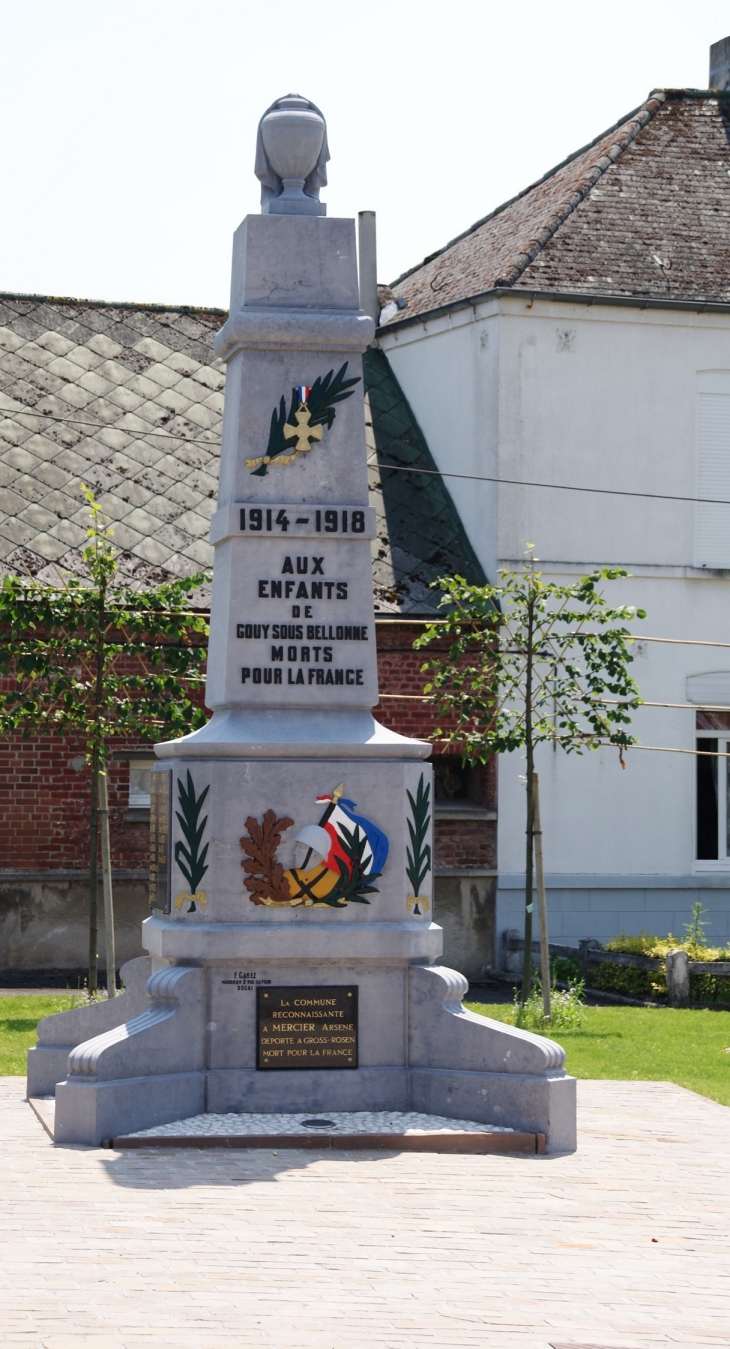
[{"x1": 105, "y1": 1108, "x2": 544, "y2": 1154}]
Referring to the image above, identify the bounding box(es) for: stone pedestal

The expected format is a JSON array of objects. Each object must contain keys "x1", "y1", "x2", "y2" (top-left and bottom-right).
[{"x1": 35, "y1": 115, "x2": 576, "y2": 1154}]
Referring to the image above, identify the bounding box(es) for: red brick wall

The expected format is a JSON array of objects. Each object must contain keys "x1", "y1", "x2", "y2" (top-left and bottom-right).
[
  {"x1": 374, "y1": 620, "x2": 471, "y2": 746},
  {"x1": 0, "y1": 620, "x2": 496, "y2": 873},
  {"x1": 375, "y1": 621, "x2": 496, "y2": 872},
  {"x1": 434, "y1": 818, "x2": 496, "y2": 871},
  {"x1": 0, "y1": 734, "x2": 151, "y2": 870}
]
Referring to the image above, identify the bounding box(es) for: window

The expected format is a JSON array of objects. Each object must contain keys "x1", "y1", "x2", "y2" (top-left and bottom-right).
[
  {"x1": 696, "y1": 711, "x2": 730, "y2": 862},
  {"x1": 128, "y1": 759, "x2": 155, "y2": 810},
  {"x1": 434, "y1": 757, "x2": 472, "y2": 803},
  {"x1": 431, "y1": 756, "x2": 494, "y2": 815},
  {"x1": 695, "y1": 372, "x2": 730, "y2": 568}
]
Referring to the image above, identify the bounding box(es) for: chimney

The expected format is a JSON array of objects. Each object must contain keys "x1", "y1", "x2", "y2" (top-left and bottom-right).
[{"x1": 709, "y1": 36, "x2": 730, "y2": 90}]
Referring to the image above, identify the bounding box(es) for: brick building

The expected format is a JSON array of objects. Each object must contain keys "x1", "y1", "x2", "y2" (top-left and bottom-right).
[{"x1": 0, "y1": 295, "x2": 494, "y2": 982}]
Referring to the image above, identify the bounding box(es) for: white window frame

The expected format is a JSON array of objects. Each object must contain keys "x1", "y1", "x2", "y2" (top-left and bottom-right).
[
  {"x1": 128, "y1": 758, "x2": 156, "y2": 811},
  {"x1": 695, "y1": 726, "x2": 730, "y2": 871}
]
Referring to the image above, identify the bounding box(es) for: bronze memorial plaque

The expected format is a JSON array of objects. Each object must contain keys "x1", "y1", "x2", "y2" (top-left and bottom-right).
[
  {"x1": 148, "y1": 770, "x2": 172, "y2": 912},
  {"x1": 256, "y1": 985, "x2": 358, "y2": 1070}
]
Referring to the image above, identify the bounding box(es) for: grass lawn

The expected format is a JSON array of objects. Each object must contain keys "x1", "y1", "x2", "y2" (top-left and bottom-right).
[
  {"x1": 465, "y1": 999, "x2": 730, "y2": 1107},
  {"x1": 0, "y1": 995, "x2": 82, "y2": 1075},
  {"x1": 3, "y1": 996, "x2": 730, "y2": 1109}
]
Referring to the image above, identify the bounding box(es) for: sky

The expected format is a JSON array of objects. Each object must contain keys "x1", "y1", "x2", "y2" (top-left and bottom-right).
[{"x1": 1, "y1": 0, "x2": 729, "y2": 310}]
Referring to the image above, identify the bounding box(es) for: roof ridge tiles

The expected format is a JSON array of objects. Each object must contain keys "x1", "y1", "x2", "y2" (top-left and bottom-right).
[
  {"x1": 493, "y1": 92, "x2": 667, "y2": 289},
  {"x1": 0, "y1": 292, "x2": 227, "y2": 318}
]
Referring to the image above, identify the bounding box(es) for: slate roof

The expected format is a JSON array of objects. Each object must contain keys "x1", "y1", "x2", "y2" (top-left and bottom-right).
[
  {"x1": 390, "y1": 90, "x2": 730, "y2": 322},
  {"x1": 0, "y1": 292, "x2": 482, "y2": 615},
  {"x1": 365, "y1": 348, "x2": 485, "y2": 610}
]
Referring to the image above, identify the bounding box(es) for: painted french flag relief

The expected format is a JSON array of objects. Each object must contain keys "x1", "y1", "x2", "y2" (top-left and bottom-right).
[
  {"x1": 241, "y1": 783, "x2": 390, "y2": 909},
  {"x1": 314, "y1": 793, "x2": 389, "y2": 876}
]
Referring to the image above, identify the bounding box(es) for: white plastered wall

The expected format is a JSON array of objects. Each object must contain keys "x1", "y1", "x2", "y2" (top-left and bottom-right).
[
  {"x1": 382, "y1": 298, "x2": 730, "y2": 944},
  {"x1": 379, "y1": 303, "x2": 499, "y2": 583}
]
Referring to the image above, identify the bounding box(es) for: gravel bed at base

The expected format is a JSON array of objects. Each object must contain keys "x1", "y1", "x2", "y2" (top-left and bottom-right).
[{"x1": 127, "y1": 1109, "x2": 513, "y2": 1138}]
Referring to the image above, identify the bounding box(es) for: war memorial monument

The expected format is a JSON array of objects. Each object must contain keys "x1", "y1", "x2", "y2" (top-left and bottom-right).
[{"x1": 27, "y1": 95, "x2": 576, "y2": 1154}]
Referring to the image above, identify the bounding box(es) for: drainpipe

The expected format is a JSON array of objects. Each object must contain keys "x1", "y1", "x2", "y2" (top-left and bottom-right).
[{"x1": 358, "y1": 210, "x2": 379, "y2": 333}]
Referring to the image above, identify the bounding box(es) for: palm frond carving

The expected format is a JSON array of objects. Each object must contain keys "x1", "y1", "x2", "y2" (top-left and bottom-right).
[
  {"x1": 174, "y1": 770, "x2": 210, "y2": 898},
  {"x1": 406, "y1": 774, "x2": 432, "y2": 915},
  {"x1": 252, "y1": 363, "x2": 360, "y2": 477}
]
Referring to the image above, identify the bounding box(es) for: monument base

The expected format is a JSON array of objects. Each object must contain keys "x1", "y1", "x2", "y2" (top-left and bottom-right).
[
  {"x1": 30, "y1": 957, "x2": 577, "y2": 1154},
  {"x1": 28, "y1": 1101, "x2": 549, "y2": 1156}
]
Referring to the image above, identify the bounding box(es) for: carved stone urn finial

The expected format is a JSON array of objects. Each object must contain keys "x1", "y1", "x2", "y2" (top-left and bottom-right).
[{"x1": 254, "y1": 94, "x2": 329, "y2": 216}]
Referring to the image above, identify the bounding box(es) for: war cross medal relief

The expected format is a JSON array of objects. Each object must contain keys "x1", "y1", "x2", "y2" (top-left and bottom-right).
[{"x1": 245, "y1": 363, "x2": 360, "y2": 474}]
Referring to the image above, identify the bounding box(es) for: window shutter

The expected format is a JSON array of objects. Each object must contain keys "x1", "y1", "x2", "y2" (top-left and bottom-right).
[
  {"x1": 696, "y1": 373, "x2": 730, "y2": 568},
  {"x1": 687, "y1": 672, "x2": 730, "y2": 705}
]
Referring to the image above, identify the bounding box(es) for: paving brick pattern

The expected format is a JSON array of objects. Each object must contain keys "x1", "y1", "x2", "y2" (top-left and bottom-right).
[{"x1": 2, "y1": 1076, "x2": 728, "y2": 1347}]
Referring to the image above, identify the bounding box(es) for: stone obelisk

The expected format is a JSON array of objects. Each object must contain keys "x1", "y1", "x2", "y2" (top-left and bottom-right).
[{"x1": 40, "y1": 96, "x2": 576, "y2": 1153}]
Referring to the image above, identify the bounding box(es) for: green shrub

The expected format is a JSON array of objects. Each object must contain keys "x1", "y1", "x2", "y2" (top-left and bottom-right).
[
  {"x1": 605, "y1": 930, "x2": 670, "y2": 957},
  {"x1": 509, "y1": 975, "x2": 587, "y2": 1033},
  {"x1": 553, "y1": 955, "x2": 581, "y2": 983},
  {"x1": 552, "y1": 950, "x2": 664, "y2": 1000},
  {"x1": 545, "y1": 906, "x2": 730, "y2": 1006},
  {"x1": 605, "y1": 921, "x2": 729, "y2": 964},
  {"x1": 580, "y1": 913, "x2": 730, "y2": 1003},
  {"x1": 589, "y1": 960, "x2": 666, "y2": 1000},
  {"x1": 691, "y1": 973, "x2": 730, "y2": 1005}
]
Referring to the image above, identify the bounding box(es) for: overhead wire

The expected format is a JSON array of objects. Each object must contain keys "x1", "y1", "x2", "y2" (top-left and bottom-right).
[
  {"x1": 4, "y1": 405, "x2": 730, "y2": 760},
  {"x1": 376, "y1": 698, "x2": 730, "y2": 757},
  {"x1": 377, "y1": 623, "x2": 730, "y2": 650},
  {"x1": 5, "y1": 403, "x2": 730, "y2": 508},
  {"x1": 376, "y1": 694, "x2": 730, "y2": 712},
  {"x1": 627, "y1": 744, "x2": 730, "y2": 757},
  {"x1": 368, "y1": 455, "x2": 730, "y2": 508}
]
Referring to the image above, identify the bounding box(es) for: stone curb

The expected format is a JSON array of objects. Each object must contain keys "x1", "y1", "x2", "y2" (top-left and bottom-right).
[{"x1": 105, "y1": 1130, "x2": 546, "y2": 1154}]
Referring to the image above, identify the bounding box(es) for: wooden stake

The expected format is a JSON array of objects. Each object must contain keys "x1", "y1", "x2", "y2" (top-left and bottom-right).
[
  {"x1": 533, "y1": 773, "x2": 551, "y2": 1020},
  {"x1": 88, "y1": 753, "x2": 99, "y2": 995},
  {"x1": 98, "y1": 769, "x2": 117, "y2": 998}
]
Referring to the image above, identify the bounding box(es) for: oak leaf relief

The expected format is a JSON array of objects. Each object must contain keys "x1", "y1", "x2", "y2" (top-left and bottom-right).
[{"x1": 240, "y1": 810, "x2": 294, "y2": 905}]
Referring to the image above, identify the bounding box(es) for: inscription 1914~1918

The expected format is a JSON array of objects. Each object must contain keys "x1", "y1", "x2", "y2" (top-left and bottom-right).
[{"x1": 256, "y1": 985, "x2": 358, "y2": 1069}]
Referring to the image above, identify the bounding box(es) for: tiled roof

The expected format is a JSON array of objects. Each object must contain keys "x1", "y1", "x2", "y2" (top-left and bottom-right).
[
  {"x1": 390, "y1": 91, "x2": 730, "y2": 321},
  {"x1": 0, "y1": 294, "x2": 225, "y2": 589},
  {"x1": 0, "y1": 293, "x2": 483, "y2": 614}
]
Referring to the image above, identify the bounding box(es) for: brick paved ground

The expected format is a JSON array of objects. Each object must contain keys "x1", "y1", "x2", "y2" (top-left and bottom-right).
[{"x1": 1, "y1": 1076, "x2": 728, "y2": 1348}]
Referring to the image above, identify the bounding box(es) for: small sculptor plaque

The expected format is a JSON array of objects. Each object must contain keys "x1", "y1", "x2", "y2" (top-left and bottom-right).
[{"x1": 256, "y1": 985, "x2": 358, "y2": 1070}]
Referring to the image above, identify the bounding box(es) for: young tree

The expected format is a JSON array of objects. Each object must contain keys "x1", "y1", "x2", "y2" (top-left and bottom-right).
[
  {"x1": 416, "y1": 550, "x2": 645, "y2": 1010},
  {"x1": 0, "y1": 487, "x2": 209, "y2": 994}
]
